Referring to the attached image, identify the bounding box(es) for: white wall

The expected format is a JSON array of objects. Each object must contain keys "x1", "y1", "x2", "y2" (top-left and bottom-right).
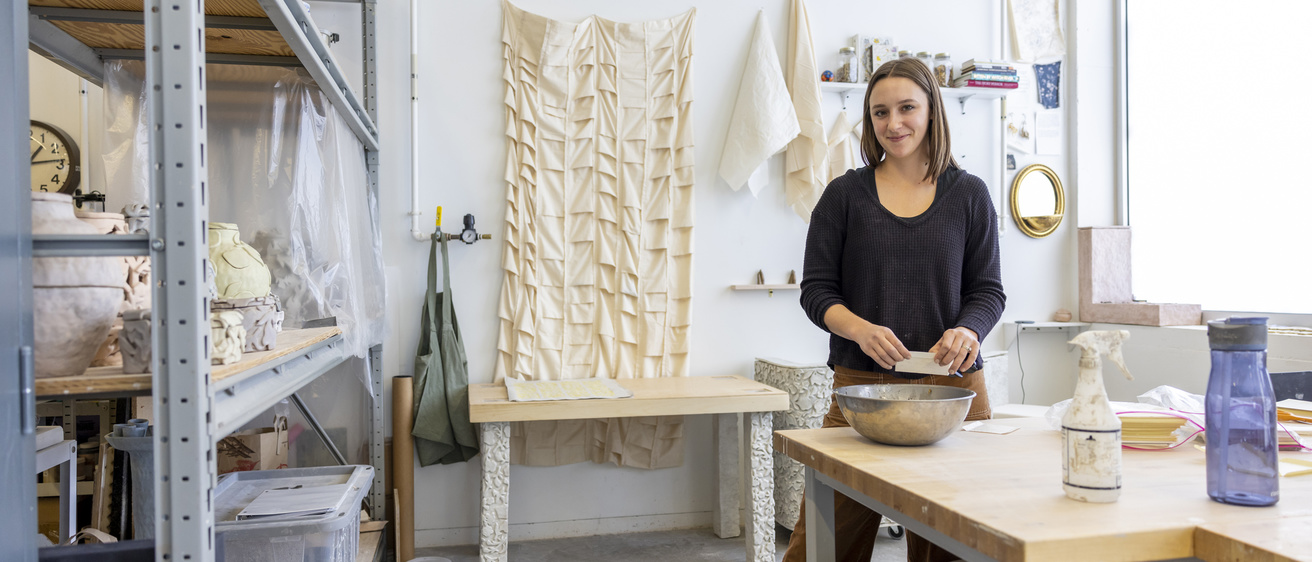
[{"x1": 28, "y1": 52, "x2": 104, "y2": 206}]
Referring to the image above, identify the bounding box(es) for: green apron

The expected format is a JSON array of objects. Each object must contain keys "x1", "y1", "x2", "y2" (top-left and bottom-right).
[{"x1": 411, "y1": 234, "x2": 479, "y2": 465}]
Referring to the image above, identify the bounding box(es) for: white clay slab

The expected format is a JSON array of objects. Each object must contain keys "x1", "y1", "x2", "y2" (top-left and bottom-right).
[{"x1": 893, "y1": 351, "x2": 954, "y2": 376}]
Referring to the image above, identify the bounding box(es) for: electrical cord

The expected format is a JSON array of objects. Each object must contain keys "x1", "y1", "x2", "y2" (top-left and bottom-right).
[{"x1": 1012, "y1": 321, "x2": 1034, "y2": 404}]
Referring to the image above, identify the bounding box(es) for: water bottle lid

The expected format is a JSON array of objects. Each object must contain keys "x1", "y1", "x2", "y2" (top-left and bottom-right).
[{"x1": 1208, "y1": 317, "x2": 1268, "y2": 350}]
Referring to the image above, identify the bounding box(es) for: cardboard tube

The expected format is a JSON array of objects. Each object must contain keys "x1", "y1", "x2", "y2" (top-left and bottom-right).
[{"x1": 392, "y1": 376, "x2": 416, "y2": 562}]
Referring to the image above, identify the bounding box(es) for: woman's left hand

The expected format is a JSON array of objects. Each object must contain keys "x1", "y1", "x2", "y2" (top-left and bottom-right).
[{"x1": 928, "y1": 327, "x2": 979, "y2": 374}]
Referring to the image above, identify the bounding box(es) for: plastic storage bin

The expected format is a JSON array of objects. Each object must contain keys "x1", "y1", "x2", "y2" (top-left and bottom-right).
[{"x1": 215, "y1": 465, "x2": 374, "y2": 562}]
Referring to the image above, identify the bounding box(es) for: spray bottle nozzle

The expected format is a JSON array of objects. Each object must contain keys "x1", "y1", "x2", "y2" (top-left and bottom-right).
[{"x1": 1069, "y1": 330, "x2": 1134, "y2": 381}]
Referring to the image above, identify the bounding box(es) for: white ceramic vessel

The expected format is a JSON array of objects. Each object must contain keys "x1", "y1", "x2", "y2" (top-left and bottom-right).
[
  {"x1": 33, "y1": 192, "x2": 125, "y2": 378},
  {"x1": 208, "y1": 222, "x2": 272, "y2": 299}
]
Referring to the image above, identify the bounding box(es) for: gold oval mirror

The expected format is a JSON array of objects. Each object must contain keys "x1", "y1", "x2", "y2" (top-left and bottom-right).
[{"x1": 1010, "y1": 164, "x2": 1064, "y2": 238}]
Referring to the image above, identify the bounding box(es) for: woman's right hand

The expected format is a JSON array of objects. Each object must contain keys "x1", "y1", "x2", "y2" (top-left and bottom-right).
[{"x1": 851, "y1": 323, "x2": 911, "y2": 370}]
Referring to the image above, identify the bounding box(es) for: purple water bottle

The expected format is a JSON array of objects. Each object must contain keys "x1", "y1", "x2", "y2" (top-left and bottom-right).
[{"x1": 1205, "y1": 317, "x2": 1278, "y2": 506}]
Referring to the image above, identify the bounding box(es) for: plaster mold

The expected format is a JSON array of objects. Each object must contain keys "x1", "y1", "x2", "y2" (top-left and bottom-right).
[
  {"x1": 479, "y1": 421, "x2": 510, "y2": 562},
  {"x1": 754, "y1": 358, "x2": 832, "y2": 529},
  {"x1": 32, "y1": 192, "x2": 124, "y2": 378},
  {"x1": 746, "y1": 411, "x2": 775, "y2": 562},
  {"x1": 121, "y1": 309, "x2": 151, "y2": 374},
  {"x1": 212, "y1": 295, "x2": 284, "y2": 352},
  {"x1": 210, "y1": 311, "x2": 247, "y2": 366},
  {"x1": 77, "y1": 210, "x2": 152, "y2": 367},
  {"x1": 208, "y1": 222, "x2": 272, "y2": 300}
]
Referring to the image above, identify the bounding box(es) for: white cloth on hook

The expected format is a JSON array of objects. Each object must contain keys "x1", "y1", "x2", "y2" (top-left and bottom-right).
[
  {"x1": 826, "y1": 111, "x2": 861, "y2": 185},
  {"x1": 784, "y1": 0, "x2": 828, "y2": 222},
  {"x1": 717, "y1": 11, "x2": 799, "y2": 196}
]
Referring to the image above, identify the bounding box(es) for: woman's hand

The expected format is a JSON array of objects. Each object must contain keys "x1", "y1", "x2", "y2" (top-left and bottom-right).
[
  {"x1": 929, "y1": 327, "x2": 979, "y2": 374},
  {"x1": 851, "y1": 323, "x2": 912, "y2": 370}
]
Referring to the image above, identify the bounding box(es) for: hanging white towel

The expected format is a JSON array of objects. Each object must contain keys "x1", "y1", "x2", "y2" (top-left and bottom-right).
[
  {"x1": 826, "y1": 111, "x2": 861, "y2": 184},
  {"x1": 718, "y1": 11, "x2": 799, "y2": 196},
  {"x1": 784, "y1": 0, "x2": 828, "y2": 222}
]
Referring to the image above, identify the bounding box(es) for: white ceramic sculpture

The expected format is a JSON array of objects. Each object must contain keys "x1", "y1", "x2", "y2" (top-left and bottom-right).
[
  {"x1": 122, "y1": 203, "x2": 150, "y2": 234},
  {"x1": 208, "y1": 222, "x2": 271, "y2": 299},
  {"x1": 32, "y1": 193, "x2": 125, "y2": 378},
  {"x1": 211, "y1": 295, "x2": 283, "y2": 352},
  {"x1": 77, "y1": 211, "x2": 153, "y2": 367},
  {"x1": 210, "y1": 311, "x2": 246, "y2": 366},
  {"x1": 120, "y1": 309, "x2": 151, "y2": 374}
]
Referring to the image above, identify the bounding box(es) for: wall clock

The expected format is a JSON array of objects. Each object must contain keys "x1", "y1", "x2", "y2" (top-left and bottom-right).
[{"x1": 29, "y1": 120, "x2": 81, "y2": 194}]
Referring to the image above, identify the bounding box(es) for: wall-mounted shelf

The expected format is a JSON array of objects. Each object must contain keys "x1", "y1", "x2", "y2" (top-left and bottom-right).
[
  {"x1": 1014, "y1": 321, "x2": 1089, "y2": 332},
  {"x1": 730, "y1": 284, "x2": 800, "y2": 297},
  {"x1": 820, "y1": 81, "x2": 1010, "y2": 114}
]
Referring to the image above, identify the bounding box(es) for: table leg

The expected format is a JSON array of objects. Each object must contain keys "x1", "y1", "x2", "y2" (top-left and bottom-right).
[
  {"x1": 479, "y1": 421, "x2": 510, "y2": 562},
  {"x1": 713, "y1": 412, "x2": 741, "y2": 539},
  {"x1": 745, "y1": 412, "x2": 774, "y2": 562},
  {"x1": 804, "y1": 466, "x2": 836, "y2": 562},
  {"x1": 59, "y1": 440, "x2": 76, "y2": 544}
]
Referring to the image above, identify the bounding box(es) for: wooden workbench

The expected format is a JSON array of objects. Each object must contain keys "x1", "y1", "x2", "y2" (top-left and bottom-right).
[
  {"x1": 469, "y1": 375, "x2": 789, "y2": 562},
  {"x1": 775, "y1": 419, "x2": 1312, "y2": 562}
]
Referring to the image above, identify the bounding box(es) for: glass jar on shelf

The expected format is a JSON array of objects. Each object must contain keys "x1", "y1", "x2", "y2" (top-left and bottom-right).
[
  {"x1": 933, "y1": 52, "x2": 953, "y2": 87},
  {"x1": 897, "y1": 50, "x2": 912, "y2": 59},
  {"x1": 837, "y1": 46, "x2": 859, "y2": 83},
  {"x1": 916, "y1": 51, "x2": 934, "y2": 72}
]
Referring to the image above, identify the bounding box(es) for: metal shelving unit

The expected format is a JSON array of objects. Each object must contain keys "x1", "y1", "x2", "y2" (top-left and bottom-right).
[{"x1": 10, "y1": 1, "x2": 385, "y2": 560}]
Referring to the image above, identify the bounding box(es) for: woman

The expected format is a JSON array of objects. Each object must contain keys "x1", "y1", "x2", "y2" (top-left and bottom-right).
[{"x1": 784, "y1": 58, "x2": 1006, "y2": 562}]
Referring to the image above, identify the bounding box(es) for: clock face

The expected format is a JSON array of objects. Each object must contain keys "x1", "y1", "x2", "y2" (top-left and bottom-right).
[{"x1": 29, "y1": 121, "x2": 80, "y2": 194}]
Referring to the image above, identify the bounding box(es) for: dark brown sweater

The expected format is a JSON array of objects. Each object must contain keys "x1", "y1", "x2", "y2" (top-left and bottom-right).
[{"x1": 800, "y1": 165, "x2": 1006, "y2": 377}]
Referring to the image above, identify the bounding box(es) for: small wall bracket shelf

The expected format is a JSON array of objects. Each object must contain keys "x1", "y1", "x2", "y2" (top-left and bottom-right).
[{"x1": 819, "y1": 82, "x2": 1008, "y2": 115}]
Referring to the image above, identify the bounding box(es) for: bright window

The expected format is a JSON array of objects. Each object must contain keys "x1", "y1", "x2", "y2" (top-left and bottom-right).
[{"x1": 1126, "y1": 1, "x2": 1312, "y2": 314}]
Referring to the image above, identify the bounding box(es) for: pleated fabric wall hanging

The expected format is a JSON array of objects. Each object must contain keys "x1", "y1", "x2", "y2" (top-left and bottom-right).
[{"x1": 495, "y1": 1, "x2": 695, "y2": 469}]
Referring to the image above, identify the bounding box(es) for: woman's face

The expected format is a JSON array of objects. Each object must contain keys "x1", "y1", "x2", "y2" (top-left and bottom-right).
[{"x1": 868, "y1": 76, "x2": 931, "y2": 162}]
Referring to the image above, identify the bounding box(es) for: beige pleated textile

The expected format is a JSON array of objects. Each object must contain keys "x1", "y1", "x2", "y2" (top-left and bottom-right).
[
  {"x1": 784, "y1": 0, "x2": 828, "y2": 222},
  {"x1": 496, "y1": 2, "x2": 695, "y2": 469}
]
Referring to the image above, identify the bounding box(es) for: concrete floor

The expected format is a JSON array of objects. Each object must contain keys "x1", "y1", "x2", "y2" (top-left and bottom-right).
[{"x1": 414, "y1": 524, "x2": 907, "y2": 562}]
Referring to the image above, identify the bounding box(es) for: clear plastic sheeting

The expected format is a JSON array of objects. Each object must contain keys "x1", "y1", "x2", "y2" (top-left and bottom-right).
[{"x1": 101, "y1": 62, "x2": 386, "y2": 362}]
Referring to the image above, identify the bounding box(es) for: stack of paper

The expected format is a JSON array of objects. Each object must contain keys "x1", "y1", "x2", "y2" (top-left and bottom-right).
[
  {"x1": 1118, "y1": 412, "x2": 1196, "y2": 448},
  {"x1": 236, "y1": 484, "x2": 350, "y2": 521},
  {"x1": 504, "y1": 377, "x2": 634, "y2": 402}
]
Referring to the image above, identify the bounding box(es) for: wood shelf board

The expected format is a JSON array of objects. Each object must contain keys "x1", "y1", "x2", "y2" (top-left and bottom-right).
[
  {"x1": 774, "y1": 421, "x2": 1312, "y2": 561},
  {"x1": 30, "y1": 0, "x2": 267, "y2": 18},
  {"x1": 49, "y1": 20, "x2": 294, "y2": 57},
  {"x1": 820, "y1": 81, "x2": 1009, "y2": 99},
  {"x1": 358, "y1": 520, "x2": 388, "y2": 562},
  {"x1": 729, "y1": 284, "x2": 800, "y2": 291},
  {"x1": 469, "y1": 375, "x2": 789, "y2": 423},
  {"x1": 35, "y1": 327, "x2": 341, "y2": 399}
]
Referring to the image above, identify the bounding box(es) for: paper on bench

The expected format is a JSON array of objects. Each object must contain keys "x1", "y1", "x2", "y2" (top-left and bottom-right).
[{"x1": 504, "y1": 377, "x2": 634, "y2": 402}]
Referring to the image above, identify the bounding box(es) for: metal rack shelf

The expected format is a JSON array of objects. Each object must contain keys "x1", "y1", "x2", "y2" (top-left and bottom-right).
[{"x1": 9, "y1": 1, "x2": 386, "y2": 560}]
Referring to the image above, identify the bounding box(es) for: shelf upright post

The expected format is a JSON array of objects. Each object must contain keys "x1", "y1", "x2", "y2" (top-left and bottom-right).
[
  {"x1": 362, "y1": 0, "x2": 387, "y2": 518},
  {"x1": 146, "y1": 0, "x2": 214, "y2": 560},
  {"x1": 1, "y1": 1, "x2": 38, "y2": 560}
]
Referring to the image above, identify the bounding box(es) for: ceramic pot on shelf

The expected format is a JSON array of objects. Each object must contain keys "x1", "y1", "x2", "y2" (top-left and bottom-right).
[
  {"x1": 33, "y1": 192, "x2": 125, "y2": 378},
  {"x1": 208, "y1": 222, "x2": 272, "y2": 300},
  {"x1": 76, "y1": 210, "x2": 154, "y2": 368}
]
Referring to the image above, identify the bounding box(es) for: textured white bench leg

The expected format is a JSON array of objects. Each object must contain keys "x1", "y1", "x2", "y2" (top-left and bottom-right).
[
  {"x1": 712, "y1": 412, "x2": 741, "y2": 538},
  {"x1": 745, "y1": 411, "x2": 775, "y2": 562},
  {"x1": 479, "y1": 421, "x2": 510, "y2": 562}
]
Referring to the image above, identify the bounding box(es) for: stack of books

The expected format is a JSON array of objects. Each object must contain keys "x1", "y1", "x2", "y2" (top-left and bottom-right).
[{"x1": 953, "y1": 59, "x2": 1019, "y2": 89}]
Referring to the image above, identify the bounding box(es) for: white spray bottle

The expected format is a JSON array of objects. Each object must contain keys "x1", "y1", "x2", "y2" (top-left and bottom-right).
[{"x1": 1062, "y1": 330, "x2": 1134, "y2": 503}]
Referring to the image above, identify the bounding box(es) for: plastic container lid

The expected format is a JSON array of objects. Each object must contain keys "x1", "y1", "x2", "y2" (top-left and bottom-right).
[
  {"x1": 214, "y1": 465, "x2": 374, "y2": 539},
  {"x1": 1208, "y1": 317, "x2": 1268, "y2": 351}
]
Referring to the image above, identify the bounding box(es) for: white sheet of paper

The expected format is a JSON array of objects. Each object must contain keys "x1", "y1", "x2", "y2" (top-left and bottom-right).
[
  {"x1": 1035, "y1": 110, "x2": 1062, "y2": 155},
  {"x1": 961, "y1": 421, "x2": 1020, "y2": 435}
]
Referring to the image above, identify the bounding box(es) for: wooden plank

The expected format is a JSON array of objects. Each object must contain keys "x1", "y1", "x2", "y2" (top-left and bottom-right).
[
  {"x1": 729, "y1": 284, "x2": 800, "y2": 291},
  {"x1": 358, "y1": 526, "x2": 385, "y2": 562},
  {"x1": 35, "y1": 327, "x2": 341, "y2": 398},
  {"x1": 29, "y1": 0, "x2": 267, "y2": 18},
  {"x1": 49, "y1": 21, "x2": 293, "y2": 56},
  {"x1": 774, "y1": 421, "x2": 1312, "y2": 562},
  {"x1": 1195, "y1": 517, "x2": 1312, "y2": 562},
  {"x1": 469, "y1": 375, "x2": 788, "y2": 423}
]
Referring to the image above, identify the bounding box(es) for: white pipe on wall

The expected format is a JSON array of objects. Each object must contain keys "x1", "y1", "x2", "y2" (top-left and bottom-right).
[{"x1": 408, "y1": 0, "x2": 427, "y2": 241}]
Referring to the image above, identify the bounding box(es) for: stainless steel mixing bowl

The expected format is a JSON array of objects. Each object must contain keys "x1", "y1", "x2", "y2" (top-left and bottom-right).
[{"x1": 834, "y1": 384, "x2": 976, "y2": 446}]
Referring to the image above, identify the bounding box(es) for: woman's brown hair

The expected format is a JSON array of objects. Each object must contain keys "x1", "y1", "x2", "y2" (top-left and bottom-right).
[{"x1": 860, "y1": 58, "x2": 958, "y2": 183}]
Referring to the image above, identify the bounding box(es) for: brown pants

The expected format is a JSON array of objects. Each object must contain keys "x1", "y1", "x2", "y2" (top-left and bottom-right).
[{"x1": 781, "y1": 365, "x2": 992, "y2": 562}]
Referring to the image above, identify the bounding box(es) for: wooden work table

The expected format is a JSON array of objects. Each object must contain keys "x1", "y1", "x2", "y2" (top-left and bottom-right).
[
  {"x1": 775, "y1": 419, "x2": 1312, "y2": 562},
  {"x1": 468, "y1": 375, "x2": 789, "y2": 562}
]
